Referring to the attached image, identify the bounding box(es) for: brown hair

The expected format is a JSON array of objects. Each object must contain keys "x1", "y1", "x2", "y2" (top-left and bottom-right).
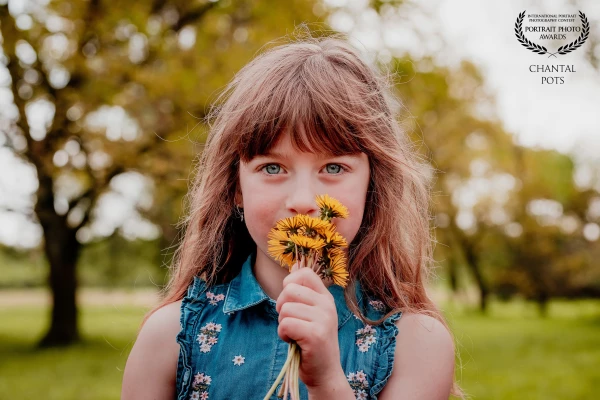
[{"x1": 142, "y1": 26, "x2": 465, "y2": 398}]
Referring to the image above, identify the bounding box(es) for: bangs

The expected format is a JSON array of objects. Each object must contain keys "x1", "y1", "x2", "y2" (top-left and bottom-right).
[{"x1": 233, "y1": 56, "x2": 366, "y2": 162}]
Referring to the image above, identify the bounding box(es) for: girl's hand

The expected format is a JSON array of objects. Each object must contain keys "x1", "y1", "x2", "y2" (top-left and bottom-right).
[{"x1": 275, "y1": 263, "x2": 345, "y2": 390}]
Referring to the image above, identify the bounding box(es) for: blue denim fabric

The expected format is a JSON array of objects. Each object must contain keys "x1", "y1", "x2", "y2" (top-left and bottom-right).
[{"x1": 175, "y1": 252, "x2": 402, "y2": 400}]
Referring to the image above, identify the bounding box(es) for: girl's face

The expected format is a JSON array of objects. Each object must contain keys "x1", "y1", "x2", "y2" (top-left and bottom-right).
[{"x1": 237, "y1": 131, "x2": 371, "y2": 264}]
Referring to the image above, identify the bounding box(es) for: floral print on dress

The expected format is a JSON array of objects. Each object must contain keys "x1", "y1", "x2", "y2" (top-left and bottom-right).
[
  {"x1": 232, "y1": 355, "x2": 245, "y2": 366},
  {"x1": 206, "y1": 291, "x2": 225, "y2": 306},
  {"x1": 347, "y1": 370, "x2": 369, "y2": 399},
  {"x1": 355, "y1": 324, "x2": 377, "y2": 353},
  {"x1": 197, "y1": 322, "x2": 222, "y2": 353},
  {"x1": 189, "y1": 372, "x2": 211, "y2": 400},
  {"x1": 368, "y1": 299, "x2": 385, "y2": 312}
]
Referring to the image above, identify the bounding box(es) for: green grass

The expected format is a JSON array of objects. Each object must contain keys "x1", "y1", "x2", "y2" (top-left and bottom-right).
[
  {"x1": 0, "y1": 305, "x2": 149, "y2": 400},
  {"x1": 445, "y1": 299, "x2": 600, "y2": 400},
  {"x1": 0, "y1": 298, "x2": 599, "y2": 399}
]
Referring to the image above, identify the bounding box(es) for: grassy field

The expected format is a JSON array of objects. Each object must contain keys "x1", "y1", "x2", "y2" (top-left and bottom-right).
[
  {"x1": 0, "y1": 305, "x2": 147, "y2": 399},
  {"x1": 447, "y1": 299, "x2": 600, "y2": 400},
  {"x1": 0, "y1": 295, "x2": 599, "y2": 399}
]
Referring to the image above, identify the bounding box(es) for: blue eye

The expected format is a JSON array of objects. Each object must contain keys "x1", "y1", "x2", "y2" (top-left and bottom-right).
[
  {"x1": 260, "y1": 163, "x2": 347, "y2": 176},
  {"x1": 263, "y1": 164, "x2": 281, "y2": 174},
  {"x1": 325, "y1": 164, "x2": 343, "y2": 174}
]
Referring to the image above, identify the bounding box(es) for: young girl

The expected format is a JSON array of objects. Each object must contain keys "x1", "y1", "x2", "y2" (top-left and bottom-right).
[{"x1": 122, "y1": 30, "x2": 466, "y2": 400}]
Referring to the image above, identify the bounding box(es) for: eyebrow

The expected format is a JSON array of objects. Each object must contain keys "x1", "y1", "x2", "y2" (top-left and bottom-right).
[
  {"x1": 261, "y1": 151, "x2": 292, "y2": 160},
  {"x1": 256, "y1": 151, "x2": 359, "y2": 160}
]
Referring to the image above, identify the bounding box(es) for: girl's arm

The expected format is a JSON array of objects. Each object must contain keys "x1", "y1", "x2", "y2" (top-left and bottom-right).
[
  {"x1": 377, "y1": 313, "x2": 455, "y2": 400},
  {"x1": 121, "y1": 300, "x2": 183, "y2": 400}
]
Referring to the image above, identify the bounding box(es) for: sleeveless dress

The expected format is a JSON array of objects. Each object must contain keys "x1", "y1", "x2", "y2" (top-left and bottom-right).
[{"x1": 175, "y1": 252, "x2": 403, "y2": 400}]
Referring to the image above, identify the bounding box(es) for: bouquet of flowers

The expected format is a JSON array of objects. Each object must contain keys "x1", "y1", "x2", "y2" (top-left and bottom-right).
[{"x1": 263, "y1": 194, "x2": 350, "y2": 400}]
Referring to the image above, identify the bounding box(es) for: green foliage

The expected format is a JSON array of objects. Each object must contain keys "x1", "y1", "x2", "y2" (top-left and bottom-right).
[
  {"x1": 0, "y1": 245, "x2": 47, "y2": 288},
  {"x1": 78, "y1": 236, "x2": 168, "y2": 288},
  {"x1": 0, "y1": 0, "x2": 338, "y2": 317},
  {"x1": 0, "y1": 237, "x2": 168, "y2": 289},
  {"x1": 520, "y1": 149, "x2": 576, "y2": 204},
  {"x1": 386, "y1": 54, "x2": 600, "y2": 304}
]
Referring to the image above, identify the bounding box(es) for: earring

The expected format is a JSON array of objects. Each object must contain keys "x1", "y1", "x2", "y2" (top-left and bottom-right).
[{"x1": 236, "y1": 205, "x2": 244, "y2": 222}]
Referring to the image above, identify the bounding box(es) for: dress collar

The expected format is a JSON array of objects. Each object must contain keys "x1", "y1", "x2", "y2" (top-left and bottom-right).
[{"x1": 222, "y1": 253, "x2": 361, "y2": 329}]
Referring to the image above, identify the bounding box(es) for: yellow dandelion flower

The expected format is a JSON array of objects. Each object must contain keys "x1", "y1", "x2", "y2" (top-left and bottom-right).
[
  {"x1": 268, "y1": 195, "x2": 350, "y2": 280},
  {"x1": 275, "y1": 215, "x2": 304, "y2": 234},
  {"x1": 267, "y1": 229, "x2": 296, "y2": 267},
  {"x1": 280, "y1": 252, "x2": 296, "y2": 270},
  {"x1": 315, "y1": 194, "x2": 349, "y2": 221},
  {"x1": 321, "y1": 226, "x2": 348, "y2": 248},
  {"x1": 330, "y1": 256, "x2": 349, "y2": 287},
  {"x1": 296, "y1": 214, "x2": 332, "y2": 237},
  {"x1": 321, "y1": 250, "x2": 349, "y2": 287},
  {"x1": 267, "y1": 229, "x2": 291, "y2": 245},
  {"x1": 288, "y1": 234, "x2": 326, "y2": 252},
  {"x1": 327, "y1": 246, "x2": 346, "y2": 259}
]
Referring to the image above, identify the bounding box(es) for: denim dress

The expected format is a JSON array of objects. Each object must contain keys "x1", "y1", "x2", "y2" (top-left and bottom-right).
[{"x1": 175, "y1": 253, "x2": 402, "y2": 400}]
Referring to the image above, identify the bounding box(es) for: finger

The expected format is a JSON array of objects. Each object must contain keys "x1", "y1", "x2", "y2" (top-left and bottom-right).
[
  {"x1": 277, "y1": 302, "x2": 315, "y2": 325},
  {"x1": 276, "y1": 283, "x2": 319, "y2": 313},
  {"x1": 283, "y1": 267, "x2": 330, "y2": 296},
  {"x1": 278, "y1": 317, "x2": 314, "y2": 345}
]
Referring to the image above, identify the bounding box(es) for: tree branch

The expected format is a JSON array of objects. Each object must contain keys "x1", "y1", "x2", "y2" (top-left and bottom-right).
[{"x1": 174, "y1": 2, "x2": 219, "y2": 31}]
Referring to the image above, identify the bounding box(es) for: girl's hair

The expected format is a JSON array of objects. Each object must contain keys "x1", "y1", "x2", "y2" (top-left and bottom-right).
[{"x1": 142, "y1": 26, "x2": 465, "y2": 399}]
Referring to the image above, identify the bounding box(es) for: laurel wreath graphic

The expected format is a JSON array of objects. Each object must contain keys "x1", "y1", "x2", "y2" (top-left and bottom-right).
[{"x1": 514, "y1": 10, "x2": 589, "y2": 58}]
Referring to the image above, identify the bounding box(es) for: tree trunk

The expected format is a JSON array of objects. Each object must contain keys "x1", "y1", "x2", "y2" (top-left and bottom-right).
[
  {"x1": 536, "y1": 291, "x2": 549, "y2": 318},
  {"x1": 448, "y1": 220, "x2": 489, "y2": 313},
  {"x1": 36, "y1": 175, "x2": 82, "y2": 348},
  {"x1": 448, "y1": 255, "x2": 459, "y2": 293},
  {"x1": 463, "y1": 244, "x2": 488, "y2": 313}
]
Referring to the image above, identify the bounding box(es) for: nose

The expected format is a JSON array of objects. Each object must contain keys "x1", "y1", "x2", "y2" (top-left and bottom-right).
[{"x1": 286, "y1": 178, "x2": 320, "y2": 217}]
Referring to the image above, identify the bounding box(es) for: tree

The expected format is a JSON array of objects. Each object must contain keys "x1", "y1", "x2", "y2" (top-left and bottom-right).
[
  {"x1": 388, "y1": 56, "x2": 600, "y2": 313},
  {"x1": 388, "y1": 57, "x2": 516, "y2": 311},
  {"x1": 0, "y1": 0, "x2": 323, "y2": 347}
]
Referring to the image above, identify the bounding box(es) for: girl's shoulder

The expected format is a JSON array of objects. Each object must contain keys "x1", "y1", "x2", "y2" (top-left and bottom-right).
[
  {"x1": 122, "y1": 300, "x2": 183, "y2": 398},
  {"x1": 375, "y1": 311, "x2": 455, "y2": 399}
]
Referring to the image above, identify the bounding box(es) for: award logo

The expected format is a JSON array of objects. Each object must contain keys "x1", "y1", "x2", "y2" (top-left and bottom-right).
[{"x1": 514, "y1": 10, "x2": 589, "y2": 84}]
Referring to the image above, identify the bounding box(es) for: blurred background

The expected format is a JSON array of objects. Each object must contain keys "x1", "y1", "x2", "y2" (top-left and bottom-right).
[{"x1": 1, "y1": 0, "x2": 599, "y2": 399}]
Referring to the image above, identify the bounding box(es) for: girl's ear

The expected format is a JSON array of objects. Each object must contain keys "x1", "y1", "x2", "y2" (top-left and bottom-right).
[
  {"x1": 234, "y1": 161, "x2": 244, "y2": 207},
  {"x1": 234, "y1": 187, "x2": 243, "y2": 207}
]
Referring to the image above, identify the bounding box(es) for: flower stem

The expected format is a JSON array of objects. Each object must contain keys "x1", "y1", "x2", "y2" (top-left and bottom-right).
[
  {"x1": 292, "y1": 345, "x2": 301, "y2": 400},
  {"x1": 286, "y1": 342, "x2": 301, "y2": 400},
  {"x1": 282, "y1": 370, "x2": 289, "y2": 400},
  {"x1": 264, "y1": 341, "x2": 295, "y2": 400},
  {"x1": 294, "y1": 245, "x2": 300, "y2": 271}
]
